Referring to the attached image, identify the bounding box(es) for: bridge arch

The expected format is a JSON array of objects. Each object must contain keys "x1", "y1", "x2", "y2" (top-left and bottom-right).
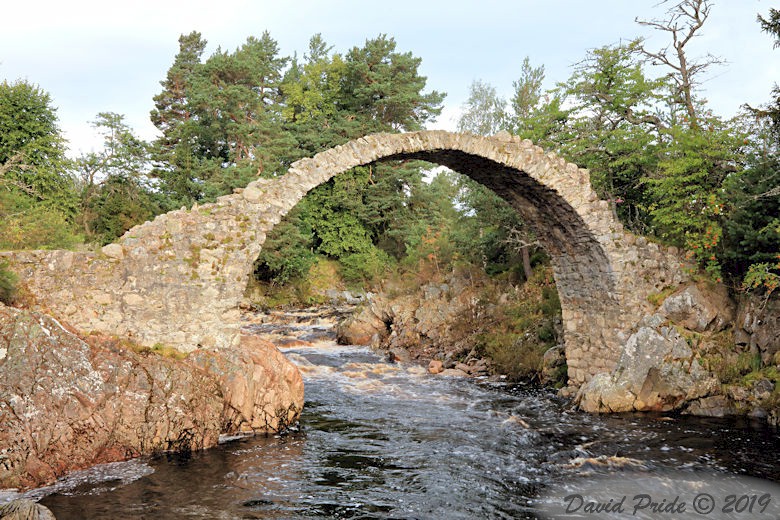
[{"x1": 4, "y1": 131, "x2": 687, "y2": 385}]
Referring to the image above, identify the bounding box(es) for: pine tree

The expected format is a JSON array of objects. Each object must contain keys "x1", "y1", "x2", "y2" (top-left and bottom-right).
[{"x1": 149, "y1": 31, "x2": 208, "y2": 207}]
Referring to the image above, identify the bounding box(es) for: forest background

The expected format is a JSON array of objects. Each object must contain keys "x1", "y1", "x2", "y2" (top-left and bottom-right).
[{"x1": 1, "y1": 1, "x2": 778, "y2": 316}]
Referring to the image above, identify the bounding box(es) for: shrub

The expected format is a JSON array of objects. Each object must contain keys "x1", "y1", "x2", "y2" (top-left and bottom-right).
[
  {"x1": 0, "y1": 194, "x2": 82, "y2": 250},
  {"x1": 472, "y1": 266, "x2": 562, "y2": 382},
  {"x1": 0, "y1": 260, "x2": 17, "y2": 305},
  {"x1": 339, "y1": 248, "x2": 394, "y2": 287}
]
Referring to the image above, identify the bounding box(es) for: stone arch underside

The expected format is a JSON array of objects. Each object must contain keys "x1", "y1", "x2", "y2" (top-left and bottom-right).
[{"x1": 3, "y1": 131, "x2": 688, "y2": 386}]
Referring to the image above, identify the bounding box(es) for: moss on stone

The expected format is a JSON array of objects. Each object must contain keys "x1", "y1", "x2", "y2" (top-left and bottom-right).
[
  {"x1": 185, "y1": 244, "x2": 201, "y2": 269},
  {"x1": 647, "y1": 285, "x2": 677, "y2": 308}
]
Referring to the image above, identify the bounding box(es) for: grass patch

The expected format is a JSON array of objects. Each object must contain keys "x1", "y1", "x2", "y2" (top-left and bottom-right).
[
  {"x1": 647, "y1": 285, "x2": 677, "y2": 308},
  {"x1": 701, "y1": 351, "x2": 763, "y2": 385},
  {"x1": 147, "y1": 342, "x2": 189, "y2": 360},
  {"x1": 85, "y1": 333, "x2": 189, "y2": 360},
  {"x1": 185, "y1": 244, "x2": 201, "y2": 269}
]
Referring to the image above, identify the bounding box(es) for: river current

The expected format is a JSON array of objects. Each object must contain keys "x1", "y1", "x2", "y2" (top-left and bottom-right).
[{"x1": 28, "y1": 308, "x2": 780, "y2": 519}]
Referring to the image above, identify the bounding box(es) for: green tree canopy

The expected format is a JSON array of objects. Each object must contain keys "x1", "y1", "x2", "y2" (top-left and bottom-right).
[
  {"x1": 0, "y1": 79, "x2": 75, "y2": 214},
  {"x1": 0, "y1": 79, "x2": 80, "y2": 249},
  {"x1": 75, "y1": 112, "x2": 157, "y2": 244}
]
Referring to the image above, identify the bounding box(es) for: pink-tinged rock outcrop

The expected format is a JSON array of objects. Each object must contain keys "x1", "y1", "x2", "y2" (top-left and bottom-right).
[
  {"x1": 189, "y1": 334, "x2": 303, "y2": 434},
  {"x1": 0, "y1": 304, "x2": 302, "y2": 490}
]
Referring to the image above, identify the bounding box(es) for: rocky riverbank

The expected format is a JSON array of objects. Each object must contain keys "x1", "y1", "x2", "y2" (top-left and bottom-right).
[
  {"x1": 0, "y1": 304, "x2": 303, "y2": 490},
  {"x1": 336, "y1": 272, "x2": 780, "y2": 425},
  {"x1": 336, "y1": 268, "x2": 564, "y2": 383},
  {"x1": 576, "y1": 284, "x2": 779, "y2": 425}
]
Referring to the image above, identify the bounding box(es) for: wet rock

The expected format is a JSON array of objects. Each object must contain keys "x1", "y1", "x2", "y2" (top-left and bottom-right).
[
  {"x1": 274, "y1": 338, "x2": 314, "y2": 348},
  {"x1": 684, "y1": 395, "x2": 736, "y2": 417},
  {"x1": 660, "y1": 284, "x2": 735, "y2": 333},
  {"x1": 0, "y1": 304, "x2": 302, "y2": 490},
  {"x1": 439, "y1": 368, "x2": 470, "y2": 378},
  {"x1": 336, "y1": 306, "x2": 387, "y2": 346},
  {"x1": 387, "y1": 348, "x2": 411, "y2": 364},
  {"x1": 0, "y1": 499, "x2": 56, "y2": 520},
  {"x1": 576, "y1": 326, "x2": 718, "y2": 413},
  {"x1": 546, "y1": 447, "x2": 592, "y2": 464},
  {"x1": 427, "y1": 360, "x2": 444, "y2": 374}
]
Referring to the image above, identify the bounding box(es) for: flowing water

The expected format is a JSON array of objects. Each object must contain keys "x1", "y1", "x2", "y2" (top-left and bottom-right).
[{"x1": 23, "y1": 308, "x2": 780, "y2": 519}]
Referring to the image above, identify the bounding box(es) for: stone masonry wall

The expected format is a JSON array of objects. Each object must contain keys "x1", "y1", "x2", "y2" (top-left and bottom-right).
[{"x1": 1, "y1": 130, "x2": 690, "y2": 386}]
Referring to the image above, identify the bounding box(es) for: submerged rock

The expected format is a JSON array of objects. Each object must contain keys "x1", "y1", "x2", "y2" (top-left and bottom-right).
[
  {"x1": 576, "y1": 326, "x2": 718, "y2": 413},
  {"x1": 565, "y1": 455, "x2": 648, "y2": 472},
  {"x1": 0, "y1": 304, "x2": 302, "y2": 490}
]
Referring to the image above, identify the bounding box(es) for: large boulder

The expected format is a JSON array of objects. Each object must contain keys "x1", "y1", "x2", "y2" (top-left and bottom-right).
[
  {"x1": 336, "y1": 300, "x2": 389, "y2": 346},
  {"x1": 577, "y1": 326, "x2": 718, "y2": 413},
  {"x1": 189, "y1": 334, "x2": 303, "y2": 433},
  {"x1": 338, "y1": 280, "x2": 477, "y2": 360},
  {"x1": 0, "y1": 305, "x2": 302, "y2": 490},
  {"x1": 659, "y1": 284, "x2": 735, "y2": 333}
]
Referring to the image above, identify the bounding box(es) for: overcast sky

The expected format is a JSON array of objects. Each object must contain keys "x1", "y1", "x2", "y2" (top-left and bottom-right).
[{"x1": 1, "y1": 0, "x2": 776, "y2": 156}]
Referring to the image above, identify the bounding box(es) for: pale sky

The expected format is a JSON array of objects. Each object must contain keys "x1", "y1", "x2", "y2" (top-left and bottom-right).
[{"x1": 1, "y1": 0, "x2": 777, "y2": 157}]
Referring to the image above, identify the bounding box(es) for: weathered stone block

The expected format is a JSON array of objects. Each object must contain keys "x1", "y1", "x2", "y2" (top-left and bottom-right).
[{"x1": 101, "y1": 243, "x2": 124, "y2": 260}]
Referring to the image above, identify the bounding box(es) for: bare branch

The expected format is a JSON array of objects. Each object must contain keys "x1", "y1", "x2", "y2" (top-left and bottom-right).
[
  {"x1": 502, "y1": 226, "x2": 540, "y2": 251},
  {"x1": 635, "y1": 0, "x2": 722, "y2": 126},
  {"x1": 752, "y1": 185, "x2": 780, "y2": 201},
  {"x1": 0, "y1": 152, "x2": 43, "y2": 199}
]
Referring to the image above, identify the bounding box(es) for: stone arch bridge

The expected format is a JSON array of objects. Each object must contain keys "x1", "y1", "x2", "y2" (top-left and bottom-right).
[{"x1": 3, "y1": 131, "x2": 687, "y2": 385}]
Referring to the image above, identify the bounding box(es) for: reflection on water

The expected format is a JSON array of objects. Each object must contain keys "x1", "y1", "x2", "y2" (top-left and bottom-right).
[{"x1": 31, "y1": 308, "x2": 780, "y2": 519}]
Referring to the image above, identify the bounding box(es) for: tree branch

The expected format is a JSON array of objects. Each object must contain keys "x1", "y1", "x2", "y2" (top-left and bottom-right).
[{"x1": 0, "y1": 152, "x2": 44, "y2": 199}]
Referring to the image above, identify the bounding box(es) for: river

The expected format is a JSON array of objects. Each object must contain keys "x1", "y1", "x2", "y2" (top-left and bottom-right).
[{"x1": 31, "y1": 307, "x2": 780, "y2": 519}]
